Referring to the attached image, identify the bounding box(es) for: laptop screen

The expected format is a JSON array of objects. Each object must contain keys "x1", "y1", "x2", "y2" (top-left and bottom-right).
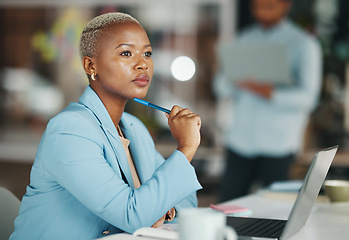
[{"x1": 281, "y1": 146, "x2": 338, "y2": 239}]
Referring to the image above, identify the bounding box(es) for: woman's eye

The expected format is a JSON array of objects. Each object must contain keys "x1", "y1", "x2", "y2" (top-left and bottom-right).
[
  {"x1": 144, "y1": 51, "x2": 152, "y2": 57},
  {"x1": 121, "y1": 51, "x2": 132, "y2": 57}
]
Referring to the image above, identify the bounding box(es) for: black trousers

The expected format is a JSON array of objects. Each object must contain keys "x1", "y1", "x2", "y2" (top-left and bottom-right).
[{"x1": 219, "y1": 148, "x2": 295, "y2": 202}]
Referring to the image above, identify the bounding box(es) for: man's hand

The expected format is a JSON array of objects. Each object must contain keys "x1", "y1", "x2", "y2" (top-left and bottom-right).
[{"x1": 237, "y1": 80, "x2": 274, "y2": 99}]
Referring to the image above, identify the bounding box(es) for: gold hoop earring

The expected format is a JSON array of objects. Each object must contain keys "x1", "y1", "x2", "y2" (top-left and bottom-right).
[{"x1": 91, "y1": 73, "x2": 96, "y2": 81}]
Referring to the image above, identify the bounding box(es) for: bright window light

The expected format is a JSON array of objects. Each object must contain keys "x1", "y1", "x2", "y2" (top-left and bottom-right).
[{"x1": 171, "y1": 56, "x2": 196, "y2": 81}]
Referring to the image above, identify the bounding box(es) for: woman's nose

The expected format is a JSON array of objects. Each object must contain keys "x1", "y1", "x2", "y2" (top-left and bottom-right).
[{"x1": 135, "y1": 57, "x2": 148, "y2": 70}]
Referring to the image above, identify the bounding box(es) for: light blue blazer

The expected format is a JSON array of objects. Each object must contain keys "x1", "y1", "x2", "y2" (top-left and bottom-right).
[{"x1": 10, "y1": 86, "x2": 202, "y2": 240}]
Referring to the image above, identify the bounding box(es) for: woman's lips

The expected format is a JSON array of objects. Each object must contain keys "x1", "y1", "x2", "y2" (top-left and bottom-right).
[{"x1": 132, "y1": 74, "x2": 149, "y2": 87}]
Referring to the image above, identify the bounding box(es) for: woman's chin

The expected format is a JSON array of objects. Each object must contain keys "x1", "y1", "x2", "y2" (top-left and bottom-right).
[{"x1": 132, "y1": 92, "x2": 148, "y2": 100}]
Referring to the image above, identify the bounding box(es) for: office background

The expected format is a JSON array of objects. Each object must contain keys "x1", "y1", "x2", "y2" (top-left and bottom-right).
[{"x1": 1, "y1": 0, "x2": 349, "y2": 206}]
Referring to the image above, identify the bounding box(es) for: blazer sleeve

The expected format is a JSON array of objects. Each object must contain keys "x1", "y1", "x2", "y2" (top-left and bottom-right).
[
  {"x1": 41, "y1": 112, "x2": 202, "y2": 234},
  {"x1": 129, "y1": 114, "x2": 199, "y2": 212},
  {"x1": 152, "y1": 146, "x2": 199, "y2": 211}
]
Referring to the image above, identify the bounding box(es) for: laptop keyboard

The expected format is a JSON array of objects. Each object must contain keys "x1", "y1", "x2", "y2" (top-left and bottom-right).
[{"x1": 227, "y1": 216, "x2": 287, "y2": 238}]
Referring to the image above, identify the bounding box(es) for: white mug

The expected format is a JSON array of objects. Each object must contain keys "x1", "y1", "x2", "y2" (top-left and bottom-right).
[{"x1": 178, "y1": 208, "x2": 237, "y2": 240}]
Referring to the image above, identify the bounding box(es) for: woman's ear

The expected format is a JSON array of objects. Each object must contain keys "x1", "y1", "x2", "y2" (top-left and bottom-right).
[{"x1": 82, "y1": 56, "x2": 96, "y2": 75}]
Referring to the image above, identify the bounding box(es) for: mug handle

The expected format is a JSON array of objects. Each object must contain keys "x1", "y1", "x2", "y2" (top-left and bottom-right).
[{"x1": 222, "y1": 226, "x2": 237, "y2": 240}]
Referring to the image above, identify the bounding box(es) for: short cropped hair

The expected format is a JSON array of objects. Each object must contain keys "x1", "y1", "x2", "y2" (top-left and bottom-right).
[{"x1": 79, "y1": 12, "x2": 140, "y2": 59}]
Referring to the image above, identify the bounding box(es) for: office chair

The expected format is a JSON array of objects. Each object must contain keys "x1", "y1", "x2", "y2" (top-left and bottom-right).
[{"x1": 0, "y1": 187, "x2": 21, "y2": 240}]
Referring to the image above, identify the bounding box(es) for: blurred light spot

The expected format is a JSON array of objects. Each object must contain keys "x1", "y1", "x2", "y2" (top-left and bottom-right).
[{"x1": 171, "y1": 56, "x2": 196, "y2": 81}]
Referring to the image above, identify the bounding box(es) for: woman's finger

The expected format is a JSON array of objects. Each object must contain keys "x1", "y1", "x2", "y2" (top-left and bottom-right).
[
  {"x1": 169, "y1": 105, "x2": 183, "y2": 118},
  {"x1": 172, "y1": 108, "x2": 193, "y2": 119}
]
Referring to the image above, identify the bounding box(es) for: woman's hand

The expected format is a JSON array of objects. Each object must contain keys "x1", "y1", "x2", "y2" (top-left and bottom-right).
[
  {"x1": 166, "y1": 106, "x2": 201, "y2": 162},
  {"x1": 151, "y1": 208, "x2": 176, "y2": 228},
  {"x1": 151, "y1": 214, "x2": 166, "y2": 228}
]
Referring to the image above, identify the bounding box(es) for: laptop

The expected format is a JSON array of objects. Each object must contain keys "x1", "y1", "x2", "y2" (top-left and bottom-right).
[
  {"x1": 218, "y1": 43, "x2": 292, "y2": 86},
  {"x1": 226, "y1": 145, "x2": 338, "y2": 240}
]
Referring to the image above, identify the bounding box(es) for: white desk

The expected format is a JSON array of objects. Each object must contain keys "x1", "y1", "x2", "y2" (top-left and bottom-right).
[
  {"x1": 98, "y1": 191, "x2": 349, "y2": 240},
  {"x1": 226, "y1": 191, "x2": 349, "y2": 240}
]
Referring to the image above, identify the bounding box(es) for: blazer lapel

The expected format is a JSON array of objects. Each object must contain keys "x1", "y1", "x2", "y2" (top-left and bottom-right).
[
  {"x1": 78, "y1": 86, "x2": 135, "y2": 189},
  {"x1": 103, "y1": 126, "x2": 135, "y2": 189},
  {"x1": 120, "y1": 118, "x2": 153, "y2": 184}
]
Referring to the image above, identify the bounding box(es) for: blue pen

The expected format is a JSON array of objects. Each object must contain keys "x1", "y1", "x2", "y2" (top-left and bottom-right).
[{"x1": 133, "y1": 98, "x2": 171, "y2": 114}]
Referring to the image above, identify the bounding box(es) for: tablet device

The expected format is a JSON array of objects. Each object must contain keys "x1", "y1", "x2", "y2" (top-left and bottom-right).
[{"x1": 218, "y1": 42, "x2": 292, "y2": 85}]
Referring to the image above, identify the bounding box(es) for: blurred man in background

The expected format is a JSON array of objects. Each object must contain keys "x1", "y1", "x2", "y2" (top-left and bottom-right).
[{"x1": 213, "y1": 0, "x2": 322, "y2": 201}]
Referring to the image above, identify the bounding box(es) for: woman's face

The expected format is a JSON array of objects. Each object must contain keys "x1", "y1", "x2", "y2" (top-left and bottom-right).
[{"x1": 92, "y1": 22, "x2": 153, "y2": 101}]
